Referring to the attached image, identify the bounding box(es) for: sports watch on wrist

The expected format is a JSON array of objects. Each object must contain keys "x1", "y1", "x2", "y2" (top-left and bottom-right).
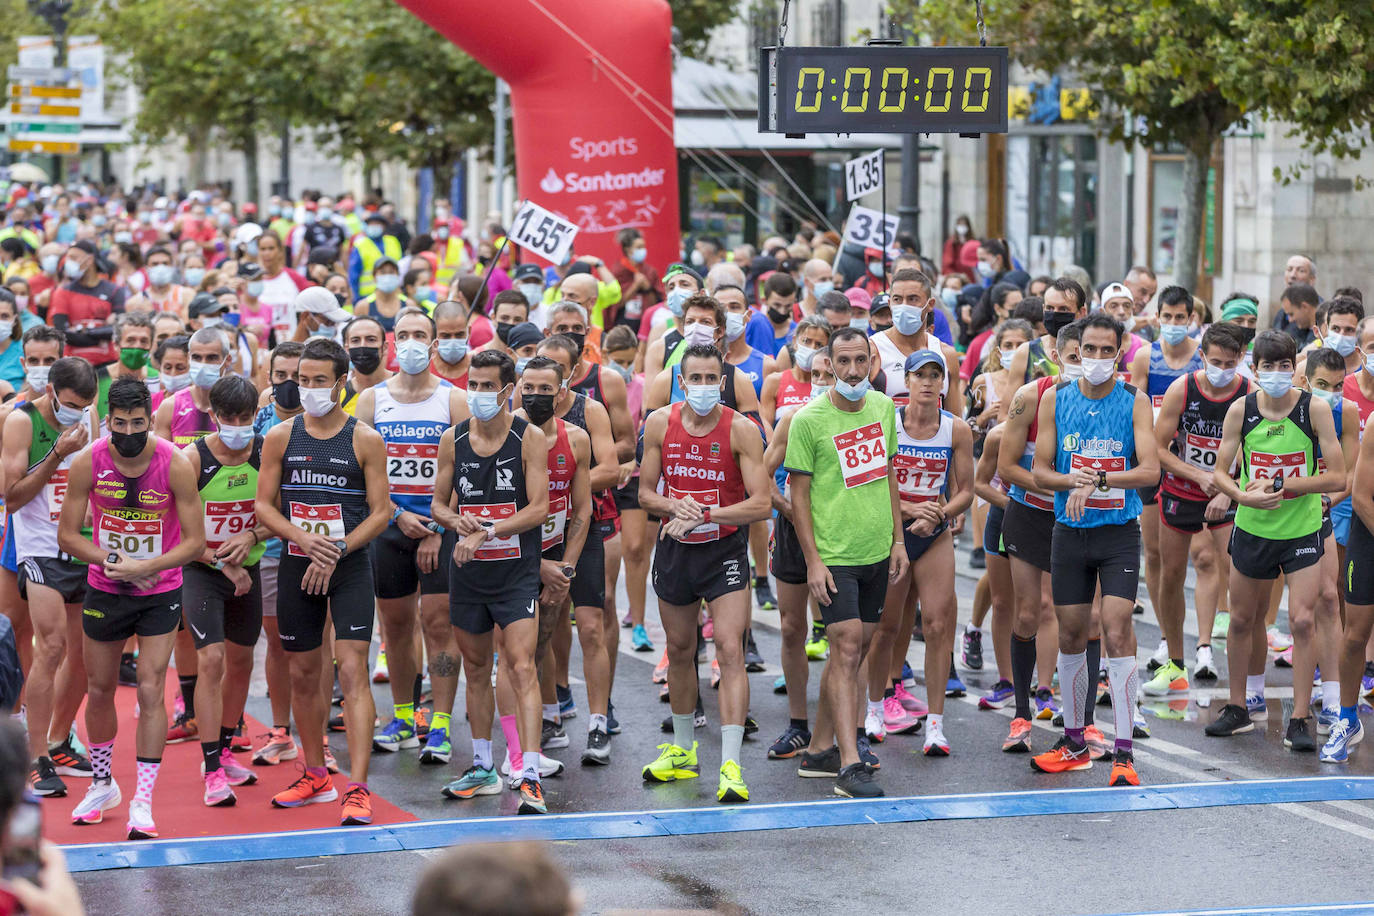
[{"x1": 561, "y1": 564, "x2": 576, "y2": 579}]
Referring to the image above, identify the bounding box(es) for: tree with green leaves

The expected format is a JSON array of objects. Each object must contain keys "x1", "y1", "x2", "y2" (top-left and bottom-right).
[
  {"x1": 890, "y1": 0, "x2": 1374, "y2": 289},
  {"x1": 670, "y1": 0, "x2": 737, "y2": 59}
]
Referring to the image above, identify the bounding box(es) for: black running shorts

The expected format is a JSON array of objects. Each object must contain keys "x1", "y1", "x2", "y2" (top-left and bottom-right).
[
  {"x1": 1158, "y1": 492, "x2": 1235, "y2": 534},
  {"x1": 1002, "y1": 499, "x2": 1054, "y2": 573},
  {"x1": 652, "y1": 529, "x2": 748, "y2": 607},
  {"x1": 82, "y1": 585, "x2": 183, "y2": 643},
  {"x1": 183, "y1": 563, "x2": 263, "y2": 650},
  {"x1": 1050, "y1": 521, "x2": 1142, "y2": 606},
  {"x1": 819, "y1": 559, "x2": 889, "y2": 627},
  {"x1": 769, "y1": 513, "x2": 808, "y2": 586},
  {"x1": 451, "y1": 595, "x2": 538, "y2": 634},
  {"x1": 19, "y1": 556, "x2": 87, "y2": 604},
  {"x1": 369, "y1": 523, "x2": 456, "y2": 599},
  {"x1": 276, "y1": 552, "x2": 375, "y2": 652},
  {"x1": 1230, "y1": 526, "x2": 1323, "y2": 582}
]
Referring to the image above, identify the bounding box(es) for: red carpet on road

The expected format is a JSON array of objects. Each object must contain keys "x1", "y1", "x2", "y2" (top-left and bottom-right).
[{"x1": 45, "y1": 681, "x2": 416, "y2": 847}]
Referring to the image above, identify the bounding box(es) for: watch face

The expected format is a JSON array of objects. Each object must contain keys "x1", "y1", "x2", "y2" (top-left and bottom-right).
[{"x1": 107, "y1": 552, "x2": 120, "y2": 565}]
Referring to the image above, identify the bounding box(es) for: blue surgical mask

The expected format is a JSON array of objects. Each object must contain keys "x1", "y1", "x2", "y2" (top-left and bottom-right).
[
  {"x1": 515, "y1": 356, "x2": 531, "y2": 374},
  {"x1": 244, "y1": 241, "x2": 259, "y2": 257},
  {"x1": 366, "y1": 224, "x2": 384, "y2": 239},
  {"x1": 318, "y1": 207, "x2": 333, "y2": 220},
  {"x1": 396, "y1": 340, "x2": 431, "y2": 375},
  {"x1": 63, "y1": 259, "x2": 84, "y2": 280},
  {"x1": 1329, "y1": 332, "x2": 1357, "y2": 357},
  {"x1": 630, "y1": 248, "x2": 648, "y2": 264},
  {"x1": 437, "y1": 339, "x2": 469, "y2": 363},
  {"x1": 148, "y1": 265, "x2": 175, "y2": 287},
  {"x1": 467, "y1": 388, "x2": 504, "y2": 421},
  {"x1": 310, "y1": 323, "x2": 337, "y2": 338},
  {"x1": 114, "y1": 231, "x2": 133, "y2": 245},
  {"x1": 183, "y1": 267, "x2": 206, "y2": 287},
  {"x1": 892, "y1": 304, "x2": 925, "y2": 335},
  {"x1": 812, "y1": 280, "x2": 834, "y2": 299},
  {"x1": 868, "y1": 263, "x2": 884, "y2": 278},
  {"x1": 41, "y1": 254, "x2": 59, "y2": 274},
  {"x1": 1204, "y1": 362, "x2": 1236, "y2": 388},
  {"x1": 53, "y1": 399, "x2": 83, "y2": 427},
  {"x1": 248, "y1": 281, "x2": 266, "y2": 298},
  {"x1": 684, "y1": 383, "x2": 721, "y2": 416},
  {"x1": 218, "y1": 423, "x2": 253, "y2": 450},
  {"x1": 794, "y1": 346, "x2": 817, "y2": 371},
  {"x1": 998, "y1": 349, "x2": 1016, "y2": 370},
  {"x1": 375, "y1": 273, "x2": 400, "y2": 294},
  {"x1": 609, "y1": 362, "x2": 633, "y2": 384},
  {"x1": 191, "y1": 361, "x2": 221, "y2": 389},
  {"x1": 940, "y1": 288, "x2": 959, "y2": 309},
  {"x1": 161, "y1": 371, "x2": 191, "y2": 393},
  {"x1": 666, "y1": 287, "x2": 689, "y2": 318},
  {"x1": 1159, "y1": 324, "x2": 1190, "y2": 345},
  {"x1": 1257, "y1": 370, "x2": 1293, "y2": 398},
  {"x1": 976, "y1": 261, "x2": 996, "y2": 279},
  {"x1": 1311, "y1": 387, "x2": 1340, "y2": 408},
  {"x1": 519, "y1": 283, "x2": 543, "y2": 307},
  {"x1": 835, "y1": 377, "x2": 870, "y2": 401},
  {"x1": 849, "y1": 317, "x2": 869, "y2": 332},
  {"x1": 725, "y1": 312, "x2": 746, "y2": 341},
  {"x1": 416, "y1": 284, "x2": 434, "y2": 301},
  {"x1": 810, "y1": 384, "x2": 831, "y2": 401}
]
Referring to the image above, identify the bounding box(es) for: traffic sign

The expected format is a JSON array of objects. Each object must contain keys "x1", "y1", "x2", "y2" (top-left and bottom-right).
[
  {"x1": 6, "y1": 66, "x2": 76, "y2": 82},
  {"x1": 8, "y1": 101, "x2": 80, "y2": 118},
  {"x1": 8, "y1": 138, "x2": 79, "y2": 154},
  {"x1": 8, "y1": 121, "x2": 80, "y2": 134},
  {"x1": 9, "y1": 84, "x2": 81, "y2": 99}
]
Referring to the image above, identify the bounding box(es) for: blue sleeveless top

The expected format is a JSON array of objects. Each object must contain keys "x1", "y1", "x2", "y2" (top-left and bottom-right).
[{"x1": 1053, "y1": 379, "x2": 1143, "y2": 528}]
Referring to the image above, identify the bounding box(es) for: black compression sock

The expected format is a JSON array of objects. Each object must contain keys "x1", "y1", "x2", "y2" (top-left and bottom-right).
[
  {"x1": 790, "y1": 718, "x2": 808, "y2": 731},
  {"x1": 1011, "y1": 634, "x2": 1036, "y2": 721},
  {"x1": 1084, "y1": 638, "x2": 1101, "y2": 726},
  {"x1": 179, "y1": 676, "x2": 198, "y2": 720},
  {"x1": 413, "y1": 674, "x2": 423, "y2": 708},
  {"x1": 201, "y1": 741, "x2": 221, "y2": 772}
]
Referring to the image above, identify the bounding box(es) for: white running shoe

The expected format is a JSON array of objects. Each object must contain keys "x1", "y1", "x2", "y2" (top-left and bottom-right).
[
  {"x1": 126, "y1": 798, "x2": 158, "y2": 840},
  {"x1": 1194, "y1": 644, "x2": 1217, "y2": 679},
  {"x1": 864, "y1": 706, "x2": 886, "y2": 743},
  {"x1": 499, "y1": 752, "x2": 566, "y2": 789},
  {"x1": 923, "y1": 718, "x2": 950, "y2": 756},
  {"x1": 1267, "y1": 626, "x2": 1293, "y2": 652},
  {"x1": 71, "y1": 778, "x2": 121, "y2": 825},
  {"x1": 1147, "y1": 638, "x2": 1169, "y2": 671}
]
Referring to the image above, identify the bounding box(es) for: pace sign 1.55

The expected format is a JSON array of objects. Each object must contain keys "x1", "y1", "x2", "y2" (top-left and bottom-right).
[{"x1": 758, "y1": 45, "x2": 1008, "y2": 135}]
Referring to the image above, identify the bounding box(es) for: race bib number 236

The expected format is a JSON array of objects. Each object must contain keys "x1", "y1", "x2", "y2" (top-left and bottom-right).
[{"x1": 832, "y1": 422, "x2": 888, "y2": 489}]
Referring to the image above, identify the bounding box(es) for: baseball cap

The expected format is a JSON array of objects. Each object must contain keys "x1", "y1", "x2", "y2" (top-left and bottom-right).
[
  {"x1": 511, "y1": 263, "x2": 543, "y2": 284},
  {"x1": 233, "y1": 222, "x2": 263, "y2": 248},
  {"x1": 1100, "y1": 282, "x2": 1133, "y2": 307},
  {"x1": 844, "y1": 287, "x2": 873, "y2": 312},
  {"x1": 189, "y1": 292, "x2": 230, "y2": 318},
  {"x1": 507, "y1": 322, "x2": 544, "y2": 352},
  {"x1": 373, "y1": 256, "x2": 399, "y2": 272},
  {"x1": 296, "y1": 285, "x2": 352, "y2": 323},
  {"x1": 870, "y1": 292, "x2": 892, "y2": 314},
  {"x1": 903, "y1": 349, "x2": 946, "y2": 375},
  {"x1": 238, "y1": 262, "x2": 264, "y2": 280},
  {"x1": 365, "y1": 210, "x2": 386, "y2": 224}
]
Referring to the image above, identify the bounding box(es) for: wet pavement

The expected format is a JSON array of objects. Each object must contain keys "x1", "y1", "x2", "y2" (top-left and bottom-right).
[{"x1": 69, "y1": 538, "x2": 1374, "y2": 915}]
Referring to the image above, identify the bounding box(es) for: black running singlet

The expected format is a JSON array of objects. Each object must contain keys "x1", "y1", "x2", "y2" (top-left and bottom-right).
[
  {"x1": 450, "y1": 415, "x2": 540, "y2": 597},
  {"x1": 279, "y1": 416, "x2": 369, "y2": 556}
]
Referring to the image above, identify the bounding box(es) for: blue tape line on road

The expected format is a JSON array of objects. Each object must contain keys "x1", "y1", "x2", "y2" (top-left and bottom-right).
[
  {"x1": 1104, "y1": 905, "x2": 1374, "y2": 916},
  {"x1": 61, "y1": 776, "x2": 1374, "y2": 873}
]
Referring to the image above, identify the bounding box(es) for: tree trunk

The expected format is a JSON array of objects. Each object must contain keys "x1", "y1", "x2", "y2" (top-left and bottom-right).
[
  {"x1": 187, "y1": 125, "x2": 209, "y2": 188},
  {"x1": 243, "y1": 132, "x2": 260, "y2": 215},
  {"x1": 1172, "y1": 137, "x2": 1212, "y2": 293}
]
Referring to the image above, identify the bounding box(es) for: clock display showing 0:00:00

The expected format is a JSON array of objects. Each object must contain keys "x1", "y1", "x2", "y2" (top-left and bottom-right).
[{"x1": 792, "y1": 66, "x2": 994, "y2": 115}]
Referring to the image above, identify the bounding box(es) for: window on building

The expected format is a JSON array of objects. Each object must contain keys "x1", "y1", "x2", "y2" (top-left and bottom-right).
[
  {"x1": 1021, "y1": 134, "x2": 1097, "y2": 280},
  {"x1": 811, "y1": 0, "x2": 845, "y2": 46},
  {"x1": 748, "y1": 3, "x2": 780, "y2": 69}
]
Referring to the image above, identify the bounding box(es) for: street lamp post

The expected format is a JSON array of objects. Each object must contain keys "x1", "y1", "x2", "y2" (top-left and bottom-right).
[{"x1": 26, "y1": 0, "x2": 74, "y2": 181}]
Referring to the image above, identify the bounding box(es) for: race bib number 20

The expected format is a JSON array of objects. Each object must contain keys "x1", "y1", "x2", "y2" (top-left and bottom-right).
[{"x1": 832, "y1": 422, "x2": 888, "y2": 489}]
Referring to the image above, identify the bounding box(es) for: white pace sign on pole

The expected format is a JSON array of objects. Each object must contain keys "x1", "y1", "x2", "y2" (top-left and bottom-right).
[
  {"x1": 842, "y1": 203, "x2": 899, "y2": 256},
  {"x1": 508, "y1": 200, "x2": 578, "y2": 265},
  {"x1": 844, "y1": 150, "x2": 884, "y2": 201}
]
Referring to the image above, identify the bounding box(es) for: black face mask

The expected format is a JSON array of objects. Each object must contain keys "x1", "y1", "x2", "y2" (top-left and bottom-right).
[
  {"x1": 870, "y1": 321, "x2": 892, "y2": 335},
  {"x1": 1043, "y1": 311, "x2": 1075, "y2": 338},
  {"x1": 496, "y1": 322, "x2": 515, "y2": 345},
  {"x1": 767, "y1": 305, "x2": 792, "y2": 324},
  {"x1": 348, "y1": 346, "x2": 383, "y2": 375},
  {"x1": 523, "y1": 393, "x2": 557, "y2": 427},
  {"x1": 110, "y1": 429, "x2": 148, "y2": 458},
  {"x1": 564, "y1": 332, "x2": 586, "y2": 357},
  {"x1": 334, "y1": 293, "x2": 349, "y2": 309},
  {"x1": 1234, "y1": 325, "x2": 1257, "y2": 347},
  {"x1": 273, "y1": 379, "x2": 301, "y2": 410}
]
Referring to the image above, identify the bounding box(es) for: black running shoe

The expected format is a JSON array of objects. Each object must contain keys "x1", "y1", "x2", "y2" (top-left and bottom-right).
[
  {"x1": 768, "y1": 725, "x2": 811, "y2": 759},
  {"x1": 606, "y1": 702, "x2": 621, "y2": 735},
  {"x1": 118, "y1": 653, "x2": 138, "y2": 687},
  {"x1": 659, "y1": 695, "x2": 708, "y2": 733},
  {"x1": 48, "y1": 737, "x2": 92, "y2": 777},
  {"x1": 968, "y1": 547, "x2": 986, "y2": 569},
  {"x1": 1284, "y1": 716, "x2": 1316, "y2": 752},
  {"x1": 857, "y1": 734, "x2": 880, "y2": 771},
  {"x1": 797, "y1": 745, "x2": 841, "y2": 778},
  {"x1": 541, "y1": 719, "x2": 569, "y2": 749},
  {"x1": 743, "y1": 714, "x2": 759, "y2": 738},
  {"x1": 961, "y1": 626, "x2": 983, "y2": 670},
  {"x1": 834, "y1": 762, "x2": 883, "y2": 798},
  {"x1": 1204, "y1": 703, "x2": 1255, "y2": 737},
  {"x1": 753, "y1": 577, "x2": 777, "y2": 611},
  {"x1": 29, "y1": 757, "x2": 66, "y2": 797},
  {"x1": 743, "y1": 629, "x2": 765, "y2": 672},
  {"x1": 581, "y1": 728, "x2": 611, "y2": 766}
]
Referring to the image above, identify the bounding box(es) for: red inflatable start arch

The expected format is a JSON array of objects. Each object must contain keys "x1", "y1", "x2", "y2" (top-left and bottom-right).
[{"x1": 397, "y1": 0, "x2": 682, "y2": 268}]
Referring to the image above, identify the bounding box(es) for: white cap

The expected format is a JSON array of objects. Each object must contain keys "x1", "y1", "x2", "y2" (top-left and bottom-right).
[
  {"x1": 296, "y1": 286, "x2": 351, "y2": 324},
  {"x1": 154, "y1": 196, "x2": 169, "y2": 210},
  {"x1": 233, "y1": 222, "x2": 263, "y2": 248},
  {"x1": 1101, "y1": 282, "x2": 1134, "y2": 307}
]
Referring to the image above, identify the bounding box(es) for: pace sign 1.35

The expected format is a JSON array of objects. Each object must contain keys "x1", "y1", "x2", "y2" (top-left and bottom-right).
[{"x1": 758, "y1": 45, "x2": 1008, "y2": 135}]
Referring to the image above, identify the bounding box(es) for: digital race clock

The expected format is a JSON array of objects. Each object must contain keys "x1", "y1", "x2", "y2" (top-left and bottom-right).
[{"x1": 758, "y1": 45, "x2": 1009, "y2": 135}]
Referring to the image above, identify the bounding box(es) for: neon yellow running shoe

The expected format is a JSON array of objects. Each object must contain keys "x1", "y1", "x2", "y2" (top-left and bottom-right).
[
  {"x1": 641, "y1": 742, "x2": 699, "y2": 782},
  {"x1": 717, "y1": 760, "x2": 749, "y2": 803}
]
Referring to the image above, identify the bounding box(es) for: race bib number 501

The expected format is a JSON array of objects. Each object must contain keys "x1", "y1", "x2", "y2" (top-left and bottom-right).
[{"x1": 832, "y1": 422, "x2": 888, "y2": 489}]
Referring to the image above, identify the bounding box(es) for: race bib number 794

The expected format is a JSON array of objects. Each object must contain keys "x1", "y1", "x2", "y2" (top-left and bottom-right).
[{"x1": 832, "y1": 422, "x2": 888, "y2": 489}]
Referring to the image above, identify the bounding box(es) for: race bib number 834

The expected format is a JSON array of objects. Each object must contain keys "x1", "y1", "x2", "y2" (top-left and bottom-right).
[{"x1": 832, "y1": 422, "x2": 888, "y2": 489}]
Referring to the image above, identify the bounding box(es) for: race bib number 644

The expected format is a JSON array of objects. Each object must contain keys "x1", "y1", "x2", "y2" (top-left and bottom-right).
[{"x1": 832, "y1": 422, "x2": 888, "y2": 489}]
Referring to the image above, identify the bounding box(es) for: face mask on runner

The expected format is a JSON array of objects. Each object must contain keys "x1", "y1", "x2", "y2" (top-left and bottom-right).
[
  {"x1": 891, "y1": 305, "x2": 924, "y2": 336},
  {"x1": 119, "y1": 347, "x2": 149, "y2": 371},
  {"x1": 437, "y1": 339, "x2": 469, "y2": 364},
  {"x1": 999, "y1": 349, "x2": 1016, "y2": 370},
  {"x1": 190, "y1": 361, "x2": 222, "y2": 389},
  {"x1": 1042, "y1": 311, "x2": 1075, "y2": 338},
  {"x1": 52, "y1": 396, "x2": 83, "y2": 427},
  {"x1": 1080, "y1": 357, "x2": 1116, "y2": 386},
  {"x1": 1329, "y1": 332, "x2": 1358, "y2": 357},
  {"x1": 1204, "y1": 362, "x2": 1236, "y2": 388},
  {"x1": 25, "y1": 364, "x2": 49, "y2": 392},
  {"x1": 348, "y1": 346, "x2": 383, "y2": 375},
  {"x1": 1311, "y1": 388, "x2": 1340, "y2": 408},
  {"x1": 976, "y1": 261, "x2": 996, "y2": 279},
  {"x1": 1159, "y1": 324, "x2": 1189, "y2": 346},
  {"x1": 810, "y1": 384, "x2": 831, "y2": 401},
  {"x1": 495, "y1": 322, "x2": 515, "y2": 345},
  {"x1": 684, "y1": 383, "x2": 721, "y2": 416},
  {"x1": 1060, "y1": 362, "x2": 1084, "y2": 382},
  {"x1": 218, "y1": 423, "x2": 253, "y2": 450},
  {"x1": 519, "y1": 283, "x2": 543, "y2": 308},
  {"x1": 110, "y1": 429, "x2": 148, "y2": 458},
  {"x1": 183, "y1": 267, "x2": 206, "y2": 287},
  {"x1": 794, "y1": 346, "x2": 817, "y2": 371},
  {"x1": 1256, "y1": 370, "x2": 1292, "y2": 398},
  {"x1": 41, "y1": 254, "x2": 58, "y2": 274},
  {"x1": 682, "y1": 323, "x2": 714, "y2": 348},
  {"x1": 563, "y1": 332, "x2": 587, "y2": 356},
  {"x1": 272, "y1": 379, "x2": 300, "y2": 410},
  {"x1": 300, "y1": 384, "x2": 339, "y2": 417},
  {"x1": 630, "y1": 248, "x2": 648, "y2": 264},
  {"x1": 515, "y1": 357, "x2": 531, "y2": 374},
  {"x1": 725, "y1": 312, "x2": 746, "y2": 342},
  {"x1": 812, "y1": 280, "x2": 835, "y2": 299},
  {"x1": 666, "y1": 287, "x2": 690, "y2": 318},
  {"x1": 466, "y1": 387, "x2": 505, "y2": 422},
  {"x1": 523, "y1": 393, "x2": 557, "y2": 426},
  {"x1": 395, "y1": 340, "x2": 431, "y2": 375},
  {"x1": 940, "y1": 288, "x2": 959, "y2": 310},
  {"x1": 609, "y1": 361, "x2": 633, "y2": 384},
  {"x1": 148, "y1": 265, "x2": 175, "y2": 287},
  {"x1": 835, "y1": 376, "x2": 870, "y2": 401},
  {"x1": 246, "y1": 281, "x2": 265, "y2": 298},
  {"x1": 63, "y1": 259, "x2": 84, "y2": 280},
  {"x1": 375, "y1": 274, "x2": 401, "y2": 294}
]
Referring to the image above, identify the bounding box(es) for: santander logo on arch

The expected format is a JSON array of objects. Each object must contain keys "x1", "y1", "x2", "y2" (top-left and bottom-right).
[{"x1": 536, "y1": 135, "x2": 666, "y2": 196}]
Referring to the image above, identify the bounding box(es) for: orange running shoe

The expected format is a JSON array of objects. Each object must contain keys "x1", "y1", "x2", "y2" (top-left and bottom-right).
[
  {"x1": 340, "y1": 784, "x2": 372, "y2": 825},
  {"x1": 323, "y1": 740, "x2": 340, "y2": 774},
  {"x1": 165, "y1": 713, "x2": 198, "y2": 744},
  {"x1": 271, "y1": 766, "x2": 337, "y2": 808},
  {"x1": 1030, "y1": 737, "x2": 1093, "y2": 773},
  {"x1": 1084, "y1": 725, "x2": 1111, "y2": 760},
  {"x1": 1002, "y1": 717, "x2": 1032, "y2": 753},
  {"x1": 652, "y1": 650, "x2": 669, "y2": 684},
  {"x1": 1109, "y1": 751, "x2": 1140, "y2": 787}
]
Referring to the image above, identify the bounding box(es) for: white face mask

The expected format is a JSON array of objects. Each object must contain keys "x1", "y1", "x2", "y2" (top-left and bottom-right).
[
  {"x1": 794, "y1": 346, "x2": 817, "y2": 371},
  {"x1": 1081, "y1": 357, "x2": 1116, "y2": 386},
  {"x1": 300, "y1": 384, "x2": 338, "y2": 417},
  {"x1": 683, "y1": 322, "x2": 715, "y2": 348},
  {"x1": 725, "y1": 312, "x2": 746, "y2": 342},
  {"x1": 998, "y1": 349, "x2": 1016, "y2": 370},
  {"x1": 1204, "y1": 362, "x2": 1236, "y2": 388},
  {"x1": 1060, "y1": 362, "x2": 1085, "y2": 382}
]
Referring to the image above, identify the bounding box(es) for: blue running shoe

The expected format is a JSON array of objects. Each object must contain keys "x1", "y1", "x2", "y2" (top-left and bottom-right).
[
  {"x1": 419, "y1": 727, "x2": 451, "y2": 765},
  {"x1": 1318, "y1": 709, "x2": 1339, "y2": 736},
  {"x1": 607, "y1": 702, "x2": 621, "y2": 735},
  {"x1": 773, "y1": 675, "x2": 787, "y2": 695},
  {"x1": 1246, "y1": 693, "x2": 1267, "y2": 718},
  {"x1": 372, "y1": 717, "x2": 419, "y2": 752},
  {"x1": 631, "y1": 624, "x2": 653, "y2": 652},
  {"x1": 901, "y1": 660, "x2": 916, "y2": 690},
  {"x1": 979, "y1": 679, "x2": 1014, "y2": 710},
  {"x1": 1033, "y1": 687, "x2": 1061, "y2": 720},
  {"x1": 1320, "y1": 717, "x2": 1364, "y2": 763},
  {"x1": 1362, "y1": 661, "x2": 1374, "y2": 697},
  {"x1": 557, "y1": 684, "x2": 578, "y2": 720}
]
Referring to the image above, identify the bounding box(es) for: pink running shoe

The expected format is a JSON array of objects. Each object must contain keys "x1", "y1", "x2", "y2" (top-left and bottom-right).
[
  {"x1": 882, "y1": 695, "x2": 922, "y2": 734},
  {"x1": 203, "y1": 769, "x2": 236, "y2": 807},
  {"x1": 894, "y1": 682, "x2": 929, "y2": 717},
  {"x1": 219, "y1": 748, "x2": 258, "y2": 786}
]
